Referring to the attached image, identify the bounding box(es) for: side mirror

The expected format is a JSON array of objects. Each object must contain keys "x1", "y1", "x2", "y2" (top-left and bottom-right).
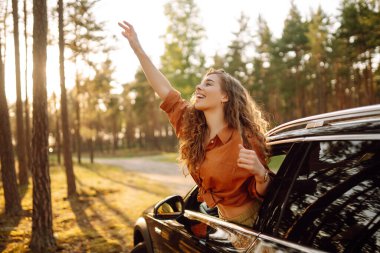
[{"x1": 154, "y1": 195, "x2": 184, "y2": 220}]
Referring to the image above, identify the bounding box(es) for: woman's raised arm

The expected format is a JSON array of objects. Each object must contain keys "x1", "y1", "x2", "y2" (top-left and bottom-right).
[{"x1": 118, "y1": 21, "x2": 174, "y2": 100}]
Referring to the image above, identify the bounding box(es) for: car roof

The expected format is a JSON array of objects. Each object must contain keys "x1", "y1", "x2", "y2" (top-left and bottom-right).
[{"x1": 266, "y1": 104, "x2": 380, "y2": 144}]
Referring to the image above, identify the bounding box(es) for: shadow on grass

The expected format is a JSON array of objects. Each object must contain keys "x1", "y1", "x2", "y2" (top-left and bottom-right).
[
  {"x1": 0, "y1": 210, "x2": 30, "y2": 252},
  {"x1": 18, "y1": 184, "x2": 29, "y2": 201},
  {"x1": 80, "y1": 163, "x2": 165, "y2": 197},
  {"x1": 91, "y1": 187, "x2": 135, "y2": 227},
  {"x1": 74, "y1": 177, "x2": 135, "y2": 227},
  {"x1": 68, "y1": 196, "x2": 122, "y2": 252},
  {"x1": 72, "y1": 178, "x2": 133, "y2": 251}
]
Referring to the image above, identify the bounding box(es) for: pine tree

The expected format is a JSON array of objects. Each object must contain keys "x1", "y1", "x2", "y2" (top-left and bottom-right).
[
  {"x1": 58, "y1": 0, "x2": 76, "y2": 197},
  {"x1": 12, "y1": 0, "x2": 29, "y2": 185},
  {"x1": 29, "y1": 0, "x2": 56, "y2": 250},
  {"x1": 0, "y1": 18, "x2": 22, "y2": 216},
  {"x1": 160, "y1": 0, "x2": 206, "y2": 98}
]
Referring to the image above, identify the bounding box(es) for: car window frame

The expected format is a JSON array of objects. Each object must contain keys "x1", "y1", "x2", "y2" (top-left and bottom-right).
[
  {"x1": 255, "y1": 141, "x2": 310, "y2": 233},
  {"x1": 257, "y1": 138, "x2": 380, "y2": 252}
]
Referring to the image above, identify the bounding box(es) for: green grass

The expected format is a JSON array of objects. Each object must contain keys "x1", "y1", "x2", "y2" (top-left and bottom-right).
[
  {"x1": 0, "y1": 162, "x2": 171, "y2": 253},
  {"x1": 268, "y1": 154, "x2": 286, "y2": 173}
]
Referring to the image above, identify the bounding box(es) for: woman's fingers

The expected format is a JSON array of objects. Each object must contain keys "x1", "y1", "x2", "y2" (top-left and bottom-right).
[
  {"x1": 237, "y1": 157, "x2": 252, "y2": 165},
  {"x1": 118, "y1": 21, "x2": 134, "y2": 33},
  {"x1": 118, "y1": 22, "x2": 128, "y2": 30},
  {"x1": 123, "y1": 20, "x2": 133, "y2": 28},
  {"x1": 238, "y1": 143, "x2": 261, "y2": 172},
  {"x1": 239, "y1": 151, "x2": 255, "y2": 159}
]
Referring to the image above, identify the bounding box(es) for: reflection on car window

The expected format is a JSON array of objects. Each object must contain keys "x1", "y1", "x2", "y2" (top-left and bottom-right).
[
  {"x1": 279, "y1": 140, "x2": 380, "y2": 252},
  {"x1": 267, "y1": 142, "x2": 292, "y2": 173}
]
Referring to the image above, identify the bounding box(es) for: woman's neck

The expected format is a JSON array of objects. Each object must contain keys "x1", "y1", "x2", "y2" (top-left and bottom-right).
[{"x1": 204, "y1": 109, "x2": 227, "y2": 138}]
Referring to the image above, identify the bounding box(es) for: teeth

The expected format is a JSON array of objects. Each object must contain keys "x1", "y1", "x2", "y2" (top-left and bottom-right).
[{"x1": 196, "y1": 94, "x2": 205, "y2": 99}]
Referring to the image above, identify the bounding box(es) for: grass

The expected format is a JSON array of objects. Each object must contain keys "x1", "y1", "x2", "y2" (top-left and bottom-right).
[
  {"x1": 267, "y1": 154, "x2": 286, "y2": 173},
  {"x1": 0, "y1": 162, "x2": 171, "y2": 253}
]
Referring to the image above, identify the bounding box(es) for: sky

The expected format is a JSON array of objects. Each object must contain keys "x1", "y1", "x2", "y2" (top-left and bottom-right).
[{"x1": 4, "y1": 0, "x2": 342, "y2": 104}]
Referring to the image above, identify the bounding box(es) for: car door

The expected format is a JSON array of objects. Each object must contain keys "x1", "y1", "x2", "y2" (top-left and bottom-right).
[
  {"x1": 157, "y1": 210, "x2": 258, "y2": 253},
  {"x1": 254, "y1": 140, "x2": 380, "y2": 252}
]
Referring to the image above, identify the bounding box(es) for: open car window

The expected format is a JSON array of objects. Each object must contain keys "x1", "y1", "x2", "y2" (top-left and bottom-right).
[{"x1": 267, "y1": 142, "x2": 293, "y2": 173}]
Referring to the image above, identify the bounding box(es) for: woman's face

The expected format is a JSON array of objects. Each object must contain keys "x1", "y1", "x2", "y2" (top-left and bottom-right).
[{"x1": 194, "y1": 73, "x2": 228, "y2": 111}]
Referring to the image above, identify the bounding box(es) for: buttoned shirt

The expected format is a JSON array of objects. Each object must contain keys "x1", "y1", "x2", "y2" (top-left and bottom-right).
[{"x1": 160, "y1": 90, "x2": 267, "y2": 208}]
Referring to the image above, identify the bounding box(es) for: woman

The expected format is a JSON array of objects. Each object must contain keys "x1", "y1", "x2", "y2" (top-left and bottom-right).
[{"x1": 118, "y1": 21, "x2": 272, "y2": 227}]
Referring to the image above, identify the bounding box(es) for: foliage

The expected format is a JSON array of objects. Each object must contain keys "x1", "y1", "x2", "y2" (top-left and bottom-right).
[{"x1": 160, "y1": 0, "x2": 206, "y2": 99}]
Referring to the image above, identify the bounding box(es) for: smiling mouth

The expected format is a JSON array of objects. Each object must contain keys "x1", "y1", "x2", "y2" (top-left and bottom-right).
[{"x1": 196, "y1": 94, "x2": 205, "y2": 99}]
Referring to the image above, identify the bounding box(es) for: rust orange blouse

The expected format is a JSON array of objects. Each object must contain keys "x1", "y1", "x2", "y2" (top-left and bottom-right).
[{"x1": 160, "y1": 90, "x2": 267, "y2": 208}]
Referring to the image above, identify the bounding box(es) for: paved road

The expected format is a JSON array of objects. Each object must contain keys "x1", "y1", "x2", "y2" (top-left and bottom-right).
[{"x1": 94, "y1": 157, "x2": 195, "y2": 196}]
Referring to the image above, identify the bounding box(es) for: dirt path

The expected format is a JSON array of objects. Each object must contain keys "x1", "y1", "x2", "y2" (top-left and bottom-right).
[{"x1": 94, "y1": 157, "x2": 195, "y2": 196}]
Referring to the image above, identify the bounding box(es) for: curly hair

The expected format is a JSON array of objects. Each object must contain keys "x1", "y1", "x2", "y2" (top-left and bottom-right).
[{"x1": 179, "y1": 68, "x2": 270, "y2": 175}]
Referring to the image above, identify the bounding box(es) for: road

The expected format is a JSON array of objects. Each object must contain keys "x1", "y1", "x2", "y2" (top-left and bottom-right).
[{"x1": 94, "y1": 157, "x2": 195, "y2": 196}]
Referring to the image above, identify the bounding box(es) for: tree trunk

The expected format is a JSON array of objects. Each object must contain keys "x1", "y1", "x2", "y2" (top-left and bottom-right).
[
  {"x1": 89, "y1": 139, "x2": 94, "y2": 164},
  {"x1": 112, "y1": 117, "x2": 118, "y2": 153},
  {"x1": 29, "y1": 0, "x2": 57, "y2": 251},
  {"x1": 58, "y1": 0, "x2": 76, "y2": 197},
  {"x1": 12, "y1": 0, "x2": 28, "y2": 186},
  {"x1": 55, "y1": 105, "x2": 61, "y2": 165},
  {"x1": 75, "y1": 76, "x2": 81, "y2": 164},
  {"x1": 24, "y1": 0, "x2": 32, "y2": 173},
  {"x1": 0, "y1": 34, "x2": 22, "y2": 216}
]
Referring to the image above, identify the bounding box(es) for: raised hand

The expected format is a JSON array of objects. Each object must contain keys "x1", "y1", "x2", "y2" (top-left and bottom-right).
[{"x1": 118, "y1": 21, "x2": 141, "y2": 51}]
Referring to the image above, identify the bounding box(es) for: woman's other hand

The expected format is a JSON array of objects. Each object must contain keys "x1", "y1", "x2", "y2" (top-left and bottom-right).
[{"x1": 237, "y1": 144, "x2": 267, "y2": 183}]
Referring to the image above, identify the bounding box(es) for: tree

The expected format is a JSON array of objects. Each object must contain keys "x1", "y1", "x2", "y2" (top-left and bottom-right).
[
  {"x1": 23, "y1": 0, "x2": 32, "y2": 178},
  {"x1": 252, "y1": 15, "x2": 279, "y2": 124},
  {"x1": 29, "y1": 0, "x2": 56, "y2": 250},
  {"x1": 12, "y1": 0, "x2": 28, "y2": 185},
  {"x1": 337, "y1": 0, "x2": 380, "y2": 105},
  {"x1": 277, "y1": 1, "x2": 309, "y2": 120},
  {"x1": 51, "y1": 93, "x2": 61, "y2": 164},
  {"x1": 224, "y1": 12, "x2": 252, "y2": 86},
  {"x1": 160, "y1": 0, "x2": 206, "y2": 98},
  {"x1": 0, "y1": 11, "x2": 22, "y2": 215},
  {"x1": 306, "y1": 6, "x2": 330, "y2": 114},
  {"x1": 65, "y1": 0, "x2": 106, "y2": 164},
  {"x1": 58, "y1": 0, "x2": 76, "y2": 197},
  {"x1": 80, "y1": 58, "x2": 114, "y2": 155}
]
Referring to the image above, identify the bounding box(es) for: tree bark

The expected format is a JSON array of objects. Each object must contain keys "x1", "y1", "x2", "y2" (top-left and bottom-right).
[
  {"x1": 89, "y1": 139, "x2": 94, "y2": 164},
  {"x1": 29, "y1": 0, "x2": 57, "y2": 251},
  {"x1": 0, "y1": 33, "x2": 22, "y2": 216},
  {"x1": 12, "y1": 0, "x2": 29, "y2": 186},
  {"x1": 75, "y1": 76, "x2": 81, "y2": 164},
  {"x1": 55, "y1": 103, "x2": 61, "y2": 165},
  {"x1": 24, "y1": 0, "x2": 32, "y2": 173},
  {"x1": 58, "y1": 0, "x2": 76, "y2": 197}
]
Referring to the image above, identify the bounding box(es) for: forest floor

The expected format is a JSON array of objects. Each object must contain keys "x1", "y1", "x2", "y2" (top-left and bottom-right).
[{"x1": 0, "y1": 159, "x2": 174, "y2": 252}]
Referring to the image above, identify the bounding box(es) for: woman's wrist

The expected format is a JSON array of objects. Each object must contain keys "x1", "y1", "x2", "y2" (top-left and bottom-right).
[{"x1": 255, "y1": 169, "x2": 269, "y2": 184}]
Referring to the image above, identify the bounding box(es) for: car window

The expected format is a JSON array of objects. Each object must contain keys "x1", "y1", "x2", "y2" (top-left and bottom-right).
[
  {"x1": 267, "y1": 142, "x2": 292, "y2": 173},
  {"x1": 267, "y1": 154, "x2": 286, "y2": 173},
  {"x1": 271, "y1": 140, "x2": 380, "y2": 252}
]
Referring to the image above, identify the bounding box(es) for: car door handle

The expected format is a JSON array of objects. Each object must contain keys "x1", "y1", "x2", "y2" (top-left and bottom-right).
[
  {"x1": 198, "y1": 239, "x2": 206, "y2": 246},
  {"x1": 155, "y1": 227, "x2": 161, "y2": 235}
]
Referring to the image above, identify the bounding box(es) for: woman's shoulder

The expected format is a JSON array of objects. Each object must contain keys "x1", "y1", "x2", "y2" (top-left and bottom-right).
[{"x1": 160, "y1": 89, "x2": 190, "y2": 113}]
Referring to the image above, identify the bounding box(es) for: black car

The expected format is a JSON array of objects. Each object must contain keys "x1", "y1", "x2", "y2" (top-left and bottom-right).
[{"x1": 131, "y1": 105, "x2": 380, "y2": 253}]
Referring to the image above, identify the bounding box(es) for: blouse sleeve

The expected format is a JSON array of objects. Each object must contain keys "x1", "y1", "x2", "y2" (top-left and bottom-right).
[{"x1": 160, "y1": 90, "x2": 189, "y2": 137}]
